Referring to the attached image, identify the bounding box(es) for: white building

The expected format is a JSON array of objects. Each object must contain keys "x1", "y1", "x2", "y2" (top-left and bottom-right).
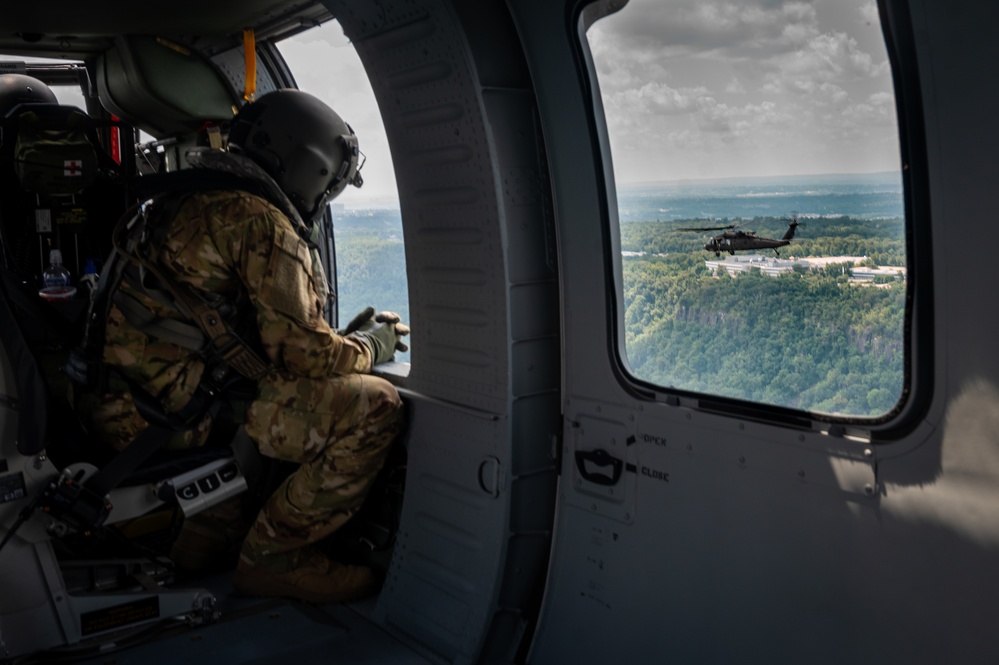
[
  {"x1": 705, "y1": 255, "x2": 905, "y2": 280},
  {"x1": 705, "y1": 254, "x2": 808, "y2": 277},
  {"x1": 850, "y1": 265, "x2": 907, "y2": 281}
]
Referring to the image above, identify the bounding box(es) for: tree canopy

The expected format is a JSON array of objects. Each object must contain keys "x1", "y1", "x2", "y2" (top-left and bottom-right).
[
  {"x1": 621, "y1": 216, "x2": 906, "y2": 416},
  {"x1": 333, "y1": 208, "x2": 907, "y2": 417}
]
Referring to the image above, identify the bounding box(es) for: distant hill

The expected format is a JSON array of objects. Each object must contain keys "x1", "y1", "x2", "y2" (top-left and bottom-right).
[
  {"x1": 615, "y1": 172, "x2": 904, "y2": 222},
  {"x1": 621, "y1": 171, "x2": 903, "y2": 190}
]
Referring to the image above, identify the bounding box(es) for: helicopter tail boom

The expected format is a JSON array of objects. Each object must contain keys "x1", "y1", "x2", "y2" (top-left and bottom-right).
[{"x1": 781, "y1": 220, "x2": 800, "y2": 241}]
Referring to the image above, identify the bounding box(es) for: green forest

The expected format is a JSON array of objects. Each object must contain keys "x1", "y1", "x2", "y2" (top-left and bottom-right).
[
  {"x1": 333, "y1": 208, "x2": 907, "y2": 417},
  {"x1": 621, "y1": 216, "x2": 906, "y2": 416},
  {"x1": 332, "y1": 208, "x2": 411, "y2": 362}
]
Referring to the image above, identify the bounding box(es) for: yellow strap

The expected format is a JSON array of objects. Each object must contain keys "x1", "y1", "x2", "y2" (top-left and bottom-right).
[{"x1": 243, "y1": 29, "x2": 256, "y2": 101}]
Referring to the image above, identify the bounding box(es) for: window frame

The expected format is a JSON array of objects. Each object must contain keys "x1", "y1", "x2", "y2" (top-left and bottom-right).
[{"x1": 578, "y1": 0, "x2": 933, "y2": 438}]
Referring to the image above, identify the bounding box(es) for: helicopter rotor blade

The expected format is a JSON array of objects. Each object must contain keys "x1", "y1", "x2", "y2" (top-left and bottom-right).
[{"x1": 676, "y1": 224, "x2": 738, "y2": 232}]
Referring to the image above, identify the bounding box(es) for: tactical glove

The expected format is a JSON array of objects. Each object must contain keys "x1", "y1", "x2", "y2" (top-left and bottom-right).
[
  {"x1": 339, "y1": 306, "x2": 376, "y2": 335},
  {"x1": 373, "y1": 311, "x2": 411, "y2": 353},
  {"x1": 349, "y1": 308, "x2": 411, "y2": 364}
]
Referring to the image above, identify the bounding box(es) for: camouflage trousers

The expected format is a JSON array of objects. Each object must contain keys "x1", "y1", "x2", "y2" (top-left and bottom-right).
[{"x1": 239, "y1": 371, "x2": 403, "y2": 571}]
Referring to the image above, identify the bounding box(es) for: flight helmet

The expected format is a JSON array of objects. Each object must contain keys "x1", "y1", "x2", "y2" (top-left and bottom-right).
[
  {"x1": 0, "y1": 73, "x2": 57, "y2": 118},
  {"x1": 227, "y1": 89, "x2": 362, "y2": 223}
]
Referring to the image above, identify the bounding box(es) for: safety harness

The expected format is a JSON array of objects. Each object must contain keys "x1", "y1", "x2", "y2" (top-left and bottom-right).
[{"x1": 65, "y1": 150, "x2": 324, "y2": 503}]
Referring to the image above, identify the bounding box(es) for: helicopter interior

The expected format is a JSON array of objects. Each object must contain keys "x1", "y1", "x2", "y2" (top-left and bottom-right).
[
  {"x1": 0, "y1": 1, "x2": 559, "y2": 662},
  {"x1": 3, "y1": 0, "x2": 999, "y2": 663}
]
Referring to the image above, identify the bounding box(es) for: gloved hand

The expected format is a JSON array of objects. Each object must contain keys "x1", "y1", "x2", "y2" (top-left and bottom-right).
[
  {"x1": 339, "y1": 306, "x2": 376, "y2": 335},
  {"x1": 348, "y1": 308, "x2": 411, "y2": 364},
  {"x1": 372, "y1": 311, "x2": 411, "y2": 353}
]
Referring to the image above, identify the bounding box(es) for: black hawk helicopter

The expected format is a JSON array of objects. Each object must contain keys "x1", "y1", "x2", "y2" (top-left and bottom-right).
[{"x1": 679, "y1": 217, "x2": 801, "y2": 257}]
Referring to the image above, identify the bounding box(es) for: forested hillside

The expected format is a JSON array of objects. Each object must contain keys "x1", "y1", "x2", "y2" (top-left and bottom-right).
[
  {"x1": 621, "y1": 216, "x2": 906, "y2": 416},
  {"x1": 332, "y1": 208, "x2": 907, "y2": 416},
  {"x1": 333, "y1": 209, "x2": 410, "y2": 362}
]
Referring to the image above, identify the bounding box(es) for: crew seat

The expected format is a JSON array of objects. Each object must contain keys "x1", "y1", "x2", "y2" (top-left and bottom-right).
[
  {"x1": 0, "y1": 102, "x2": 124, "y2": 293},
  {"x1": 0, "y1": 255, "x2": 257, "y2": 660},
  {"x1": 0, "y1": 97, "x2": 254, "y2": 660}
]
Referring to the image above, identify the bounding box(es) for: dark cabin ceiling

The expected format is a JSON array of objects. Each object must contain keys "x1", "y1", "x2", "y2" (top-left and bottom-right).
[{"x1": 0, "y1": 0, "x2": 329, "y2": 57}]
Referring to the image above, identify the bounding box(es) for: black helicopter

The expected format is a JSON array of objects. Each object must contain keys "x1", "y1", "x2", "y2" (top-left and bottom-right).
[{"x1": 679, "y1": 218, "x2": 801, "y2": 257}]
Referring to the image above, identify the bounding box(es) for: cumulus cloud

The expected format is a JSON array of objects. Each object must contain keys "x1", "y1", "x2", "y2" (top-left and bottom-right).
[
  {"x1": 841, "y1": 91, "x2": 898, "y2": 124},
  {"x1": 769, "y1": 31, "x2": 888, "y2": 85},
  {"x1": 616, "y1": 82, "x2": 709, "y2": 115},
  {"x1": 596, "y1": 0, "x2": 819, "y2": 56},
  {"x1": 725, "y1": 77, "x2": 747, "y2": 94},
  {"x1": 588, "y1": 0, "x2": 900, "y2": 181},
  {"x1": 858, "y1": 1, "x2": 881, "y2": 26}
]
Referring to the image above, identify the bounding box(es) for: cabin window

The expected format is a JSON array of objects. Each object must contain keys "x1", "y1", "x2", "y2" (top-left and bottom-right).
[
  {"x1": 44, "y1": 81, "x2": 87, "y2": 110},
  {"x1": 2, "y1": 58, "x2": 89, "y2": 109},
  {"x1": 587, "y1": 0, "x2": 907, "y2": 418},
  {"x1": 280, "y1": 22, "x2": 411, "y2": 363}
]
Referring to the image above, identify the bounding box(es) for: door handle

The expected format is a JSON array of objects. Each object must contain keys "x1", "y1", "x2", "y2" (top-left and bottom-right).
[{"x1": 575, "y1": 448, "x2": 623, "y2": 486}]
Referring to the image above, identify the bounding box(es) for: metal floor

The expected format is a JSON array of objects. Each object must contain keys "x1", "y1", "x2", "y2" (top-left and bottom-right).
[{"x1": 63, "y1": 572, "x2": 437, "y2": 665}]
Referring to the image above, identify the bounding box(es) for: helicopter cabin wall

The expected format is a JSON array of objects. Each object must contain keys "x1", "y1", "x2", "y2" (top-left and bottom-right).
[
  {"x1": 516, "y1": 0, "x2": 999, "y2": 662},
  {"x1": 322, "y1": 0, "x2": 560, "y2": 661},
  {"x1": 0, "y1": 7, "x2": 559, "y2": 660}
]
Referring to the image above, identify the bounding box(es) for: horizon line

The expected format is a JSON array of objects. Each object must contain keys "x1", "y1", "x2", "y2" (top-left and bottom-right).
[
  {"x1": 333, "y1": 170, "x2": 902, "y2": 211},
  {"x1": 620, "y1": 170, "x2": 901, "y2": 188}
]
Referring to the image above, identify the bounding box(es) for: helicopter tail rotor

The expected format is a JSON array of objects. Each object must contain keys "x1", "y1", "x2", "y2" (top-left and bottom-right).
[
  {"x1": 781, "y1": 217, "x2": 801, "y2": 241},
  {"x1": 778, "y1": 211, "x2": 803, "y2": 229}
]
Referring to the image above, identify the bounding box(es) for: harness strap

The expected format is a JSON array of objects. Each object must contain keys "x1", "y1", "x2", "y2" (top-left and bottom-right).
[
  {"x1": 112, "y1": 201, "x2": 271, "y2": 382},
  {"x1": 243, "y1": 29, "x2": 257, "y2": 102},
  {"x1": 84, "y1": 391, "x2": 225, "y2": 499},
  {"x1": 65, "y1": 172, "x2": 284, "y2": 504},
  {"x1": 83, "y1": 421, "x2": 178, "y2": 499},
  {"x1": 111, "y1": 289, "x2": 205, "y2": 351},
  {"x1": 82, "y1": 362, "x2": 238, "y2": 498},
  {"x1": 187, "y1": 299, "x2": 270, "y2": 380},
  {"x1": 68, "y1": 204, "x2": 141, "y2": 395},
  {"x1": 133, "y1": 262, "x2": 192, "y2": 315}
]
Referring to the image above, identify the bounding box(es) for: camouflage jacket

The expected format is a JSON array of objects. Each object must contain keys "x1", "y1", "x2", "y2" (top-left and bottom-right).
[{"x1": 92, "y1": 189, "x2": 373, "y2": 441}]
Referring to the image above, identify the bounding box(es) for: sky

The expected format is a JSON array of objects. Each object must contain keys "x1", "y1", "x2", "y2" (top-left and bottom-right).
[
  {"x1": 587, "y1": 0, "x2": 901, "y2": 184},
  {"x1": 280, "y1": 23, "x2": 401, "y2": 208},
  {"x1": 281, "y1": 0, "x2": 900, "y2": 199}
]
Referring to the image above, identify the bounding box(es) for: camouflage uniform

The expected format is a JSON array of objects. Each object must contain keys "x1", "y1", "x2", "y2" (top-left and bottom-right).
[{"x1": 81, "y1": 189, "x2": 403, "y2": 568}]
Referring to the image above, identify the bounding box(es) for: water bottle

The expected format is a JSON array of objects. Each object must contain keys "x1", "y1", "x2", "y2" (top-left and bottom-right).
[
  {"x1": 42, "y1": 249, "x2": 71, "y2": 289},
  {"x1": 39, "y1": 248, "x2": 76, "y2": 301}
]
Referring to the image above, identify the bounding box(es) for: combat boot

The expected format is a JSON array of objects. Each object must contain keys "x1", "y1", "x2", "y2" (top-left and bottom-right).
[{"x1": 232, "y1": 551, "x2": 380, "y2": 604}]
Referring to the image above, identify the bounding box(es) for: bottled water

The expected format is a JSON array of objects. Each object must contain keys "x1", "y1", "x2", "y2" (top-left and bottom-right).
[{"x1": 42, "y1": 249, "x2": 71, "y2": 289}]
